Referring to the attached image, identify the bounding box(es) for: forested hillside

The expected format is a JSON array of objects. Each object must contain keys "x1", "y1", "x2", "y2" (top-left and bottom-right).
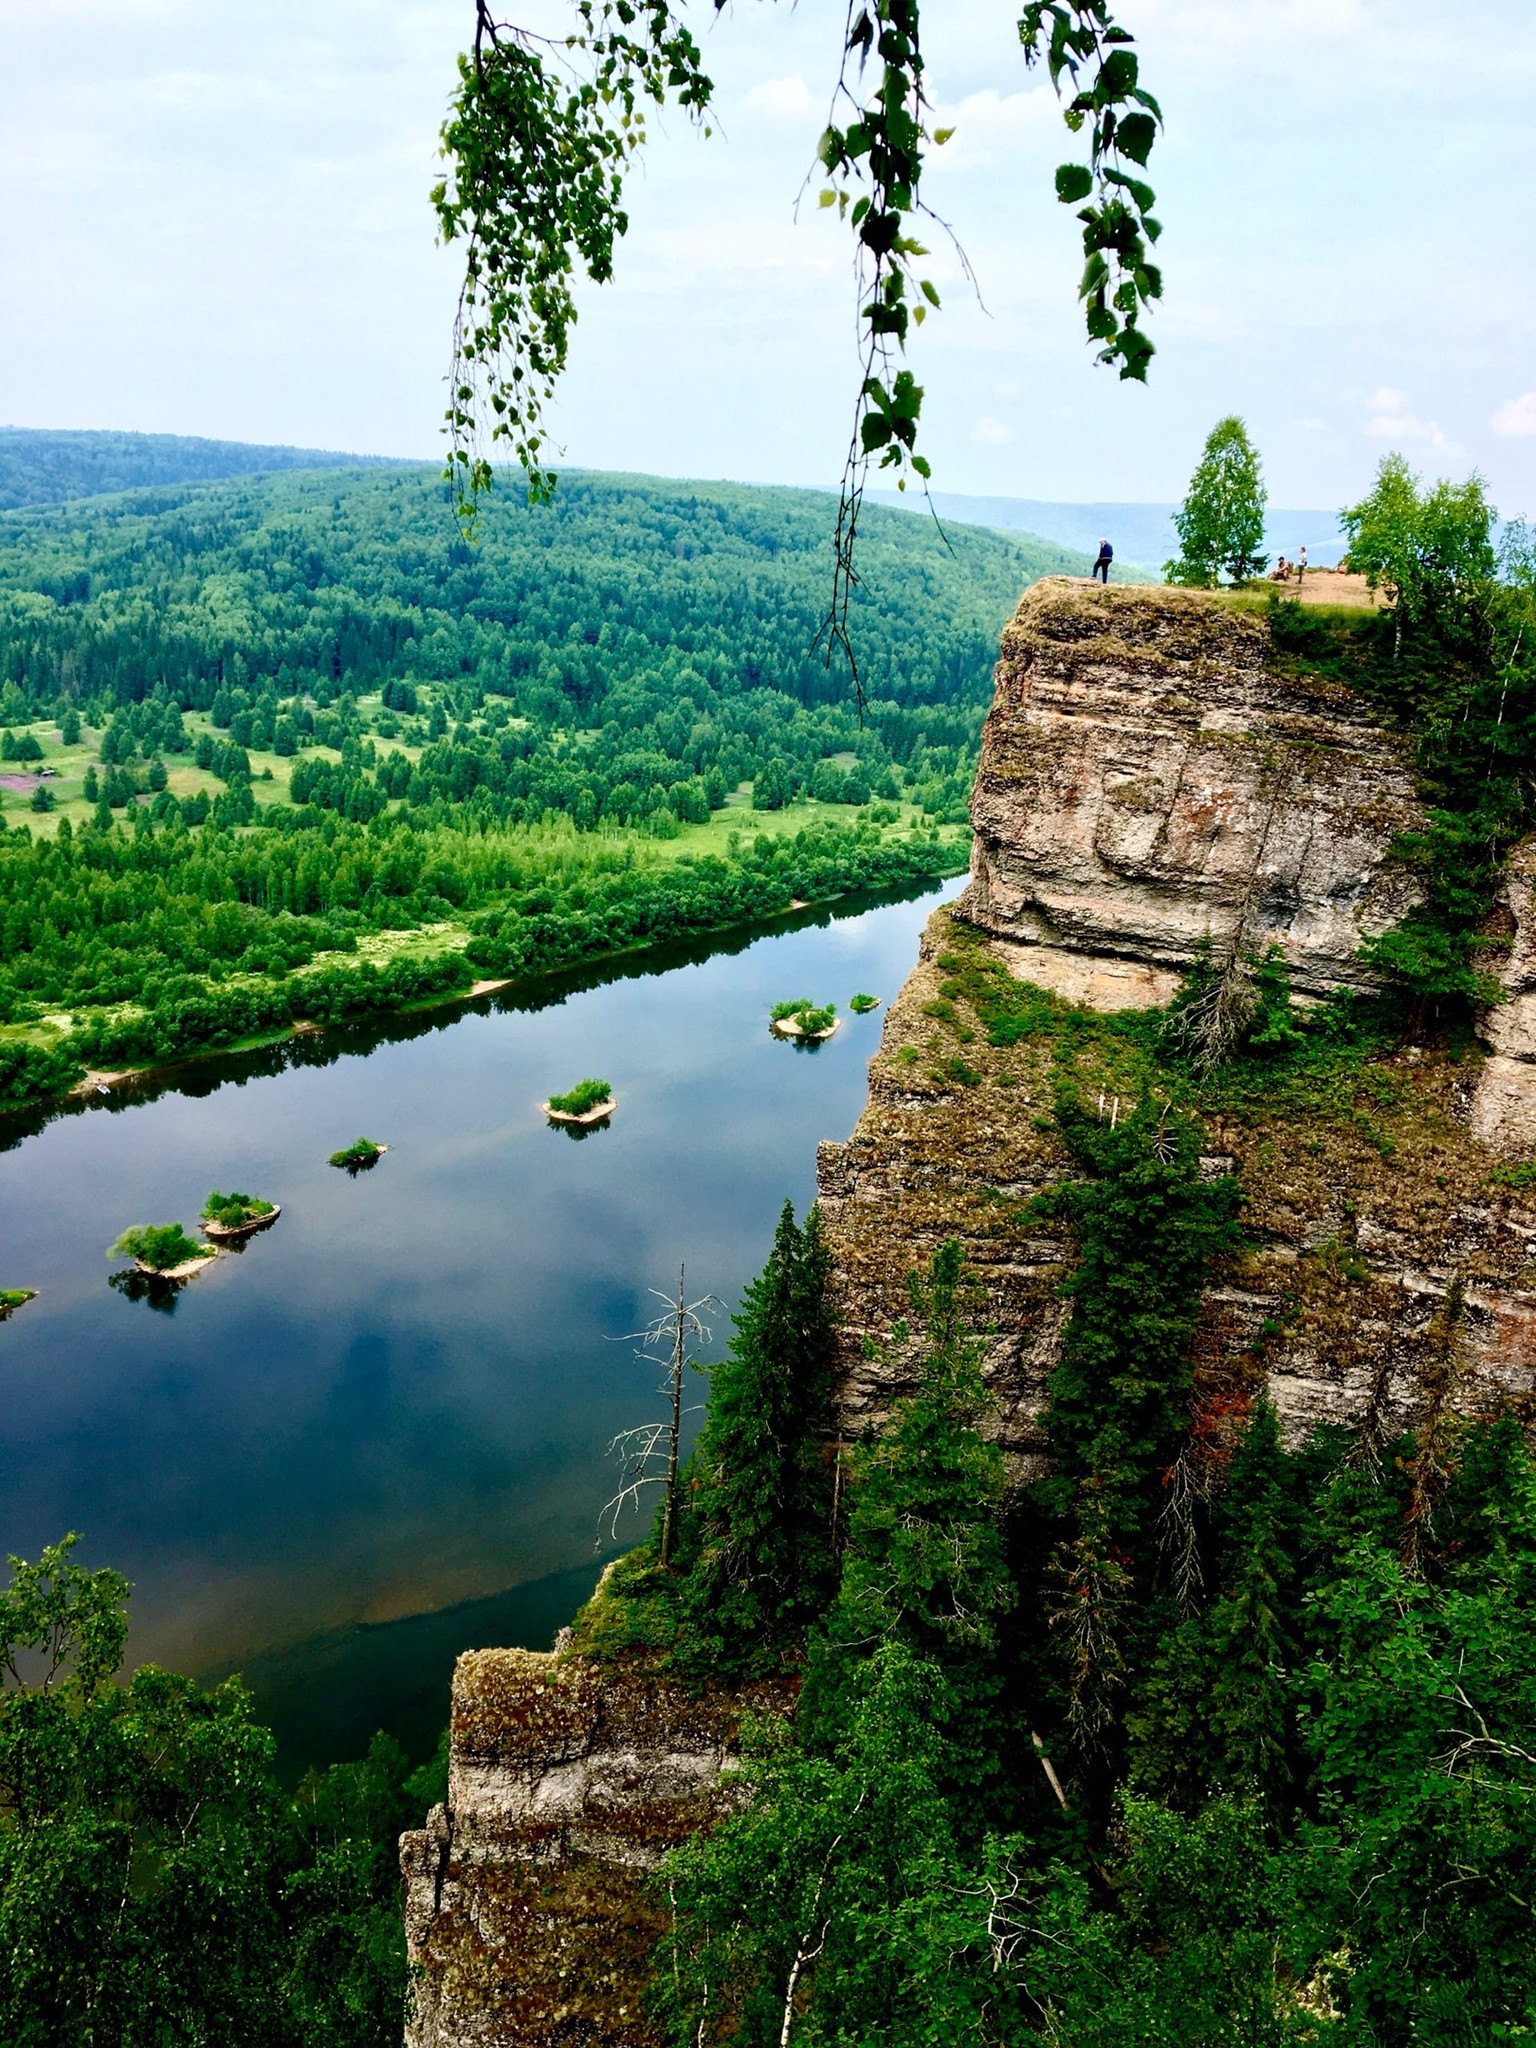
[
  {"x1": 0, "y1": 427, "x2": 409, "y2": 510},
  {"x1": 0, "y1": 467, "x2": 1076, "y2": 1111}
]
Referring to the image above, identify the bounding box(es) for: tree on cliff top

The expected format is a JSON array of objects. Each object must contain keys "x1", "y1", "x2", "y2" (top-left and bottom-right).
[
  {"x1": 1166, "y1": 416, "x2": 1269, "y2": 587},
  {"x1": 1341, "y1": 452, "x2": 1498, "y2": 655}
]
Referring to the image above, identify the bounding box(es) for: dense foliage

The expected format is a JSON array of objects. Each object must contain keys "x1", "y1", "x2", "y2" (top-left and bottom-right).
[
  {"x1": 0, "y1": 1536, "x2": 444, "y2": 2046},
  {"x1": 0, "y1": 427, "x2": 405, "y2": 512},
  {"x1": 1265, "y1": 458, "x2": 1536, "y2": 1022},
  {"x1": 1166, "y1": 414, "x2": 1268, "y2": 585},
  {"x1": 546, "y1": 1076, "x2": 612, "y2": 1116},
  {"x1": 634, "y1": 1207, "x2": 1536, "y2": 2043},
  {"x1": 107, "y1": 1222, "x2": 205, "y2": 1271},
  {"x1": 201, "y1": 1189, "x2": 275, "y2": 1227},
  {"x1": 0, "y1": 464, "x2": 1038, "y2": 1109}
]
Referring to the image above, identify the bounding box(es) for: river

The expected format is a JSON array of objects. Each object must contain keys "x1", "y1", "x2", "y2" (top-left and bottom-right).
[{"x1": 0, "y1": 881, "x2": 956, "y2": 1772}]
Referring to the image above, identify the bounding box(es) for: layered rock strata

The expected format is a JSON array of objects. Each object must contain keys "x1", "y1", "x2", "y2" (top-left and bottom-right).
[
  {"x1": 817, "y1": 580, "x2": 1536, "y2": 1464},
  {"x1": 401, "y1": 1644, "x2": 792, "y2": 2047},
  {"x1": 963, "y1": 579, "x2": 1425, "y2": 999}
]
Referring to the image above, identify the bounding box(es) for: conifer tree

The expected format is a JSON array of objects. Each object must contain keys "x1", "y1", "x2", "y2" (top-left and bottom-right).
[
  {"x1": 1201, "y1": 1401, "x2": 1299, "y2": 1811},
  {"x1": 676, "y1": 1202, "x2": 837, "y2": 1664},
  {"x1": 802, "y1": 1242, "x2": 1015, "y2": 1778},
  {"x1": 1166, "y1": 416, "x2": 1268, "y2": 586},
  {"x1": 823, "y1": 1241, "x2": 1011, "y2": 1666}
]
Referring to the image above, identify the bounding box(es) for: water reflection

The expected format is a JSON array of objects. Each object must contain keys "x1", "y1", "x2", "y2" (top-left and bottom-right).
[
  {"x1": 107, "y1": 1268, "x2": 187, "y2": 1314},
  {"x1": 0, "y1": 879, "x2": 958, "y2": 1766}
]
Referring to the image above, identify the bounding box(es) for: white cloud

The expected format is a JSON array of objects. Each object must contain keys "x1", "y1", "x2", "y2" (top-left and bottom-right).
[
  {"x1": 1492, "y1": 392, "x2": 1536, "y2": 438},
  {"x1": 741, "y1": 76, "x2": 815, "y2": 122},
  {"x1": 926, "y1": 88, "x2": 1057, "y2": 169},
  {"x1": 1364, "y1": 387, "x2": 1453, "y2": 449},
  {"x1": 971, "y1": 415, "x2": 1014, "y2": 445}
]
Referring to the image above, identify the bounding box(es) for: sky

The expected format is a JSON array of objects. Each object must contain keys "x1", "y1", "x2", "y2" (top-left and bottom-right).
[{"x1": 2, "y1": 0, "x2": 1533, "y2": 514}]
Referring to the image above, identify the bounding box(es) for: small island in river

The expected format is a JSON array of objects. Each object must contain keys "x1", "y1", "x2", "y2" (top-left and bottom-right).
[
  {"x1": 329, "y1": 1137, "x2": 388, "y2": 1172},
  {"x1": 200, "y1": 1190, "x2": 281, "y2": 1243},
  {"x1": 770, "y1": 998, "x2": 840, "y2": 1041},
  {"x1": 0, "y1": 1288, "x2": 37, "y2": 1321},
  {"x1": 544, "y1": 1077, "x2": 616, "y2": 1126}
]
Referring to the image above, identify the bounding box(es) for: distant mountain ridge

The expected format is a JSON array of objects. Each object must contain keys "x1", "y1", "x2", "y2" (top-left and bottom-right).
[
  {"x1": 873, "y1": 489, "x2": 1348, "y2": 570},
  {"x1": 0, "y1": 427, "x2": 416, "y2": 511}
]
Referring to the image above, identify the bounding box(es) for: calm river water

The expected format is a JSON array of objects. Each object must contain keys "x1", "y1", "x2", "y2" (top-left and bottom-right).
[{"x1": 0, "y1": 882, "x2": 955, "y2": 1770}]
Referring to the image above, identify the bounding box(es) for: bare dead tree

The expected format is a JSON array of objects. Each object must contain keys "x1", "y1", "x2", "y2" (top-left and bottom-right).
[
  {"x1": 602, "y1": 1266, "x2": 718, "y2": 1569},
  {"x1": 1164, "y1": 750, "x2": 1298, "y2": 1073}
]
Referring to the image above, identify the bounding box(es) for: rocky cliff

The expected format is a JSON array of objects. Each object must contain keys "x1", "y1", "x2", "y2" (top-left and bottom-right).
[
  {"x1": 401, "y1": 580, "x2": 1536, "y2": 2043},
  {"x1": 818, "y1": 578, "x2": 1536, "y2": 1465},
  {"x1": 401, "y1": 1639, "x2": 792, "y2": 2046}
]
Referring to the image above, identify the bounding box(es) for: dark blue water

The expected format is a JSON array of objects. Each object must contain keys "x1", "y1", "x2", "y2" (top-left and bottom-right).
[{"x1": 0, "y1": 884, "x2": 954, "y2": 1767}]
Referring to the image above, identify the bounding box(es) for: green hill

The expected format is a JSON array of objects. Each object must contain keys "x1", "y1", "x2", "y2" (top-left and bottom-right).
[
  {"x1": 0, "y1": 464, "x2": 1091, "y2": 1110},
  {"x1": 0, "y1": 426, "x2": 411, "y2": 511}
]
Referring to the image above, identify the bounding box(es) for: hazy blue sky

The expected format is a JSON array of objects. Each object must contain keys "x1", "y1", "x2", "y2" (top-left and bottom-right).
[{"x1": 3, "y1": 0, "x2": 1532, "y2": 513}]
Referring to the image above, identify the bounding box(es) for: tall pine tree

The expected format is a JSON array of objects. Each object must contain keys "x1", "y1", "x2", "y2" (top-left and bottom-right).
[{"x1": 676, "y1": 1201, "x2": 838, "y2": 1668}]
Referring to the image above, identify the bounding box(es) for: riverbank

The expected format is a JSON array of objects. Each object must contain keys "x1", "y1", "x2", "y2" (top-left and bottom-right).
[{"x1": 0, "y1": 821, "x2": 968, "y2": 1120}]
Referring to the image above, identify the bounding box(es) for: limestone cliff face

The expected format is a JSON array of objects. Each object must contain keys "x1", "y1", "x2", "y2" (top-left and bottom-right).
[
  {"x1": 1471, "y1": 839, "x2": 1536, "y2": 1150},
  {"x1": 962, "y1": 580, "x2": 1424, "y2": 1002},
  {"x1": 817, "y1": 580, "x2": 1536, "y2": 1465},
  {"x1": 401, "y1": 1644, "x2": 792, "y2": 2047}
]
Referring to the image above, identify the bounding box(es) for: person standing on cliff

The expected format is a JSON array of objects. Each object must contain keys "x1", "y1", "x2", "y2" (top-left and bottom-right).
[
  {"x1": 1092, "y1": 538, "x2": 1113, "y2": 584},
  {"x1": 1295, "y1": 543, "x2": 1308, "y2": 584}
]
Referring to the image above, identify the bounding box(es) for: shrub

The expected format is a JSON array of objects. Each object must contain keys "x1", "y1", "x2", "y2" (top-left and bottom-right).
[
  {"x1": 850, "y1": 992, "x2": 880, "y2": 1013},
  {"x1": 108, "y1": 1223, "x2": 205, "y2": 1271},
  {"x1": 0, "y1": 1036, "x2": 83, "y2": 1111},
  {"x1": 328, "y1": 1137, "x2": 383, "y2": 1170},
  {"x1": 547, "y1": 1077, "x2": 613, "y2": 1116},
  {"x1": 201, "y1": 1190, "x2": 275, "y2": 1228}
]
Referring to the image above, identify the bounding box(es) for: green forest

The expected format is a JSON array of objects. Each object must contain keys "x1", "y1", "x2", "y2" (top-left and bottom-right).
[{"x1": 0, "y1": 465, "x2": 1088, "y2": 1111}]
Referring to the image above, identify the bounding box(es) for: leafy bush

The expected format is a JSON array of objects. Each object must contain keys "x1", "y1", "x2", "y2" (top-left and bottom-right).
[
  {"x1": 850, "y1": 992, "x2": 880, "y2": 1013},
  {"x1": 200, "y1": 1189, "x2": 275, "y2": 1228},
  {"x1": 547, "y1": 1077, "x2": 612, "y2": 1116},
  {"x1": 770, "y1": 997, "x2": 813, "y2": 1022},
  {"x1": 327, "y1": 1137, "x2": 383, "y2": 1170},
  {"x1": 108, "y1": 1223, "x2": 205, "y2": 1271},
  {"x1": 0, "y1": 1036, "x2": 82, "y2": 1112}
]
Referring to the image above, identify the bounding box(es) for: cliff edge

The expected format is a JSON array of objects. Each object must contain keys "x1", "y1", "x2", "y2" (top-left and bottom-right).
[{"x1": 818, "y1": 578, "x2": 1536, "y2": 1467}]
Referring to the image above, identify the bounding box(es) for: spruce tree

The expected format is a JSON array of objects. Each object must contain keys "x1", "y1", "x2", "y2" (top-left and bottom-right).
[
  {"x1": 1166, "y1": 416, "x2": 1268, "y2": 586},
  {"x1": 824, "y1": 1241, "x2": 1011, "y2": 1665},
  {"x1": 802, "y1": 1242, "x2": 1015, "y2": 1779},
  {"x1": 676, "y1": 1201, "x2": 837, "y2": 1664},
  {"x1": 1202, "y1": 1400, "x2": 1299, "y2": 1812}
]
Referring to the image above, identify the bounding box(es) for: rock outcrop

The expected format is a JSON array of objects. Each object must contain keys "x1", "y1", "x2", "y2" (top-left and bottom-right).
[
  {"x1": 401, "y1": 1643, "x2": 792, "y2": 2047},
  {"x1": 400, "y1": 581, "x2": 1536, "y2": 2045},
  {"x1": 962, "y1": 580, "x2": 1424, "y2": 1000},
  {"x1": 817, "y1": 580, "x2": 1536, "y2": 1466},
  {"x1": 1471, "y1": 838, "x2": 1536, "y2": 1150}
]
